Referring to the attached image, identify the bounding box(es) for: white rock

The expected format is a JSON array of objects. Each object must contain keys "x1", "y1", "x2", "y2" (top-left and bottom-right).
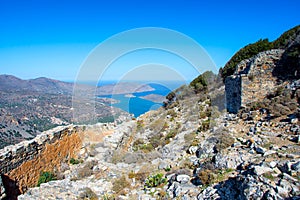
[
  {"x1": 176, "y1": 174, "x2": 190, "y2": 184},
  {"x1": 253, "y1": 166, "x2": 272, "y2": 175},
  {"x1": 269, "y1": 161, "x2": 277, "y2": 168}
]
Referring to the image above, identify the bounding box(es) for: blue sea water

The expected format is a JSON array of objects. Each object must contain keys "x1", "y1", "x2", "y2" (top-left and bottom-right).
[{"x1": 98, "y1": 82, "x2": 184, "y2": 117}]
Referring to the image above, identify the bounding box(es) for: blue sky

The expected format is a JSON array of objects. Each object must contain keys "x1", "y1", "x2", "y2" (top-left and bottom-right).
[{"x1": 0, "y1": 0, "x2": 299, "y2": 81}]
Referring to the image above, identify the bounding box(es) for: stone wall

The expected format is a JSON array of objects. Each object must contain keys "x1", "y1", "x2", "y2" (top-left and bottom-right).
[
  {"x1": 225, "y1": 49, "x2": 285, "y2": 113},
  {"x1": 0, "y1": 125, "x2": 83, "y2": 198}
]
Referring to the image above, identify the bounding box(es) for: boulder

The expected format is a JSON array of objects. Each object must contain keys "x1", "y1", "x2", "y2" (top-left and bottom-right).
[
  {"x1": 255, "y1": 146, "x2": 266, "y2": 154},
  {"x1": 176, "y1": 175, "x2": 190, "y2": 184},
  {"x1": 291, "y1": 161, "x2": 300, "y2": 172},
  {"x1": 253, "y1": 165, "x2": 272, "y2": 175}
]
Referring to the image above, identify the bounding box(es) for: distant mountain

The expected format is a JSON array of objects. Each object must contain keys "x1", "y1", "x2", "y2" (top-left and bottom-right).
[{"x1": 0, "y1": 75, "x2": 73, "y2": 94}]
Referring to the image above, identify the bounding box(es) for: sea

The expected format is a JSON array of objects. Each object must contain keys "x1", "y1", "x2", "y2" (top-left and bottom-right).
[{"x1": 98, "y1": 81, "x2": 184, "y2": 117}]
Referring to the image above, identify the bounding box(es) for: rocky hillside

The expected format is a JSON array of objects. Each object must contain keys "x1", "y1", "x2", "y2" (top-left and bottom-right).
[
  {"x1": 0, "y1": 76, "x2": 136, "y2": 149},
  {"x1": 1, "y1": 26, "x2": 300, "y2": 199}
]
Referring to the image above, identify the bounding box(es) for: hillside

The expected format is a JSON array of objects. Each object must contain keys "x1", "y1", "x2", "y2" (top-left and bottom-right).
[
  {"x1": 220, "y1": 25, "x2": 300, "y2": 80},
  {"x1": 0, "y1": 76, "x2": 132, "y2": 149},
  {"x1": 1, "y1": 26, "x2": 300, "y2": 199}
]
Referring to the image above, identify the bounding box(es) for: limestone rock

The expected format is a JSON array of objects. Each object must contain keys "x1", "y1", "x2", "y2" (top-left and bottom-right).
[{"x1": 176, "y1": 174, "x2": 190, "y2": 184}]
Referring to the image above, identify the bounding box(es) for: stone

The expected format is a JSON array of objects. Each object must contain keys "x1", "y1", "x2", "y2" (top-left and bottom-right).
[
  {"x1": 176, "y1": 175, "x2": 190, "y2": 184},
  {"x1": 253, "y1": 165, "x2": 272, "y2": 175},
  {"x1": 189, "y1": 156, "x2": 199, "y2": 166},
  {"x1": 269, "y1": 161, "x2": 277, "y2": 168},
  {"x1": 158, "y1": 161, "x2": 171, "y2": 170},
  {"x1": 282, "y1": 173, "x2": 298, "y2": 182},
  {"x1": 197, "y1": 186, "x2": 219, "y2": 199},
  {"x1": 167, "y1": 182, "x2": 182, "y2": 198},
  {"x1": 276, "y1": 186, "x2": 289, "y2": 198},
  {"x1": 225, "y1": 49, "x2": 284, "y2": 113},
  {"x1": 232, "y1": 142, "x2": 241, "y2": 147},
  {"x1": 255, "y1": 146, "x2": 266, "y2": 154},
  {"x1": 263, "y1": 189, "x2": 283, "y2": 200},
  {"x1": 187, "y1": 146, "x2": 198, "y2": 154},
  {"x1": 0, "y1": 175, "x2": 6, "y2": 199},
  {"x1": 264, "y1": 150, "x2": 277, "y2": 157},
  {"x1": 291, "y1": 161, "x2": 300, "y2": 172}
]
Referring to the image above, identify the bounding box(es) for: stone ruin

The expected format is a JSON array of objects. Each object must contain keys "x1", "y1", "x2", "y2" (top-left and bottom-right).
[{"x1": 225, "y1": 49, "x2": 285, "y2": 113}]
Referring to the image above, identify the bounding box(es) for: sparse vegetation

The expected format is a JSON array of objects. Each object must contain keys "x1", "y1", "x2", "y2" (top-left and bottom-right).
[
  {"x1": 221, "y1": 39, "x2": 273, "y2": 80},
  {"x1": 144, "y1": 173, "x2": 167, "y2": 188},
  {"x1": 79, "y1": 187, "x2": 98, "y2": 200},
  {"x1": 37, "y1": 171, "x2": 56, "y2": 186},
  {"x1": 263, "y1": 172, "x2": 275, "y2": 181},
  {"x1": 221, "y1": 25, "x2": 300, "y2": 80},
  {"x1": 190, "y1": 71, "x2": 215, "y2": 93},
  {"x1": 214, "y1": 130, "x2": 235, "y2": 153},
  {"x1": 112, "y1": 175, "x2": 130, "y2": 194},
  {"x1": 196, "y1": 168, "x2": 234, "y2": 186},
  {"x1": 70, "y1": 158, "x2": 80, "y2": 165},
  {"x1": 74, "y1": 160, "x2": 97, "y2": 180}
]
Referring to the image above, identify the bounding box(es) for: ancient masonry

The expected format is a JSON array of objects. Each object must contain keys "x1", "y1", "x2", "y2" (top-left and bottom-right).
[
  {"x1": 225, "y1": 49, "x2": 285, "y2": 113},
  {"x1": 0, "y1": 125, "x2": 84, "y2": 199}
]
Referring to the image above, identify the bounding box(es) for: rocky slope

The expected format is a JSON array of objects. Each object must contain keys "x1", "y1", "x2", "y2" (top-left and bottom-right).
[
  {"x1": 3, "y1": 26, "x2": 300, "y2": 199},
  {"x1": 17, "y1": 74, "x2": 300, "y2": 199}
]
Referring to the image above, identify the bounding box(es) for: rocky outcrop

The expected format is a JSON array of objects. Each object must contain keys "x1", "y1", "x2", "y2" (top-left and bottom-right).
[{"x1": 225, "y1": 49, "x2": 285, "y2": 113}]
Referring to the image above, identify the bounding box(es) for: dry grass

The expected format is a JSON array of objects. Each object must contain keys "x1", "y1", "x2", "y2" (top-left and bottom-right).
[{"x1": 112, "y1": 175, "x2": 131, "y2": 194}]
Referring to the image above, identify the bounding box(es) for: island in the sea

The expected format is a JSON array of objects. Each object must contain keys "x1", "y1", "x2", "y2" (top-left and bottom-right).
[{"x1": 139, "y1": 94, "x2": 167, "y2": 103}]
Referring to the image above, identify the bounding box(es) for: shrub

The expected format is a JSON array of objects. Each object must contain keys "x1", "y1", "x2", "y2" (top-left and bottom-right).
[
  {"x1": 149, "y1": 133, "x2": 164, "y2": 149},
  {"x1": 221, "y1": 39, "x2": 273, "y2": 80},
  {"x1": 136, "y1": 120, "x2": 144, "y2": 131},
  {"x1": 263, "y1": 172, "x2": 275, "y2": 181},
  {"x1": 197, "y1": 169, "x2": 216, "y2": 185},
  {"x1": 79, "y1": 187, "x2": 98, "y2": 200},
  {"x1": 112, "y1": 175, "x2": 130, "y2": 194},
  {"x1": 197, "y1": 168, "x2": 234, "y2": 186},
  {"x1": 144, "y1": 173, "x2": 167, "y2": 188},
  {"x1": 139, "y1": 143, "x2": 155, "y2": 153},
  {"x1": 273, "y1": 25, "x2": 300, "y2": 48},
  {"x1": 132, "y1": 138, "x2": 145, "y2": 151},
  {"x1": 190, "y1": 71, "x2": 215, "y2": 93},
  {"x1": 214, "y1": 132, "x2": 235, "y2": 153},
  {"x1": 110, "y1": 151, "x2": 124, "y2": 164},
  {"x1": 76, "y1": 160, "x2": 97, "y2": 179},
  {"x1": 70, "y1": 158, "x2": 80, "y2": 165},
  {"x1": 37, "y1": 171, "x2": 55, "y2": 186},
  {"x1": 184, "y1": 132, "x2": 196, "y2": 144},
  {"x1": 198, "y1": 119, "x2": 210, "y2": 132}
]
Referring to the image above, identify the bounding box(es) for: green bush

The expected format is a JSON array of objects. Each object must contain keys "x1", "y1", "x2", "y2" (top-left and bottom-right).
[
  {"x1": 144, "y1": 173, "x2": 167, "y2": 188},
  {"x1": 273, "y1": 25, "x2": 300, "y2": 49},
  {"x1": 198, "y1": 119, "x2": 210, "y2": 132},
  {"x1": 221, "y1": 25, "x2": 300, "y2": 80},
  {"x1": 221, "y1": 39, "x2": 273, "y2": 80},
  {"x1": 70, "y1": 158, "x2": 80, "y2": 165},
  {"x1": 190, "y1": 71, "x2": 215, "y2": 93},
  {"x1": 37, "y1": 171, "x2": 55, "y2": 186}
]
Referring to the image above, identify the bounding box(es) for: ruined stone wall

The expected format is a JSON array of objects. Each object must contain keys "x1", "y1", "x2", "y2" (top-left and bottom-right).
[
  {"x1": 0, "y1": 125, "x2": 83, "y2": 198},
  {"x1": 225, "y1": 49, "x2": 285, "y2": 113},
  {"x1": 225, "y1": 75, "x2": 242, "y2": 113}
]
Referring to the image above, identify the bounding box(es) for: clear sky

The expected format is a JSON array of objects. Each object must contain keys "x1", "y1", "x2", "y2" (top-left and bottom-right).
[{"x1": 0, "y1": 0, "x2": 299, "y2": 81}]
